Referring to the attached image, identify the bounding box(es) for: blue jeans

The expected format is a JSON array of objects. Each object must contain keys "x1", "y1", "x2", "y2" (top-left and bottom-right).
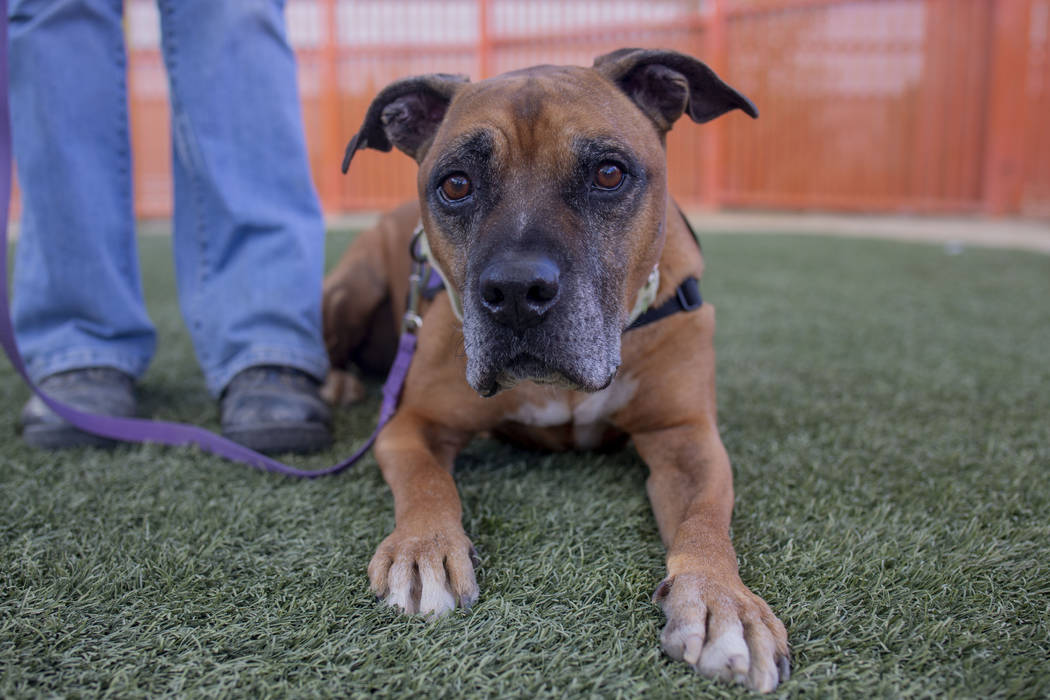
[{"x1": 9, "y1": 0, "x2": 328, "y2": 396}]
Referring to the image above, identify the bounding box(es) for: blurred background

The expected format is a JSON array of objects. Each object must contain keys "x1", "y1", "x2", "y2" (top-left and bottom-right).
[{"x1": 12, "y1": 0, "x2": 1050, "y2": 221}]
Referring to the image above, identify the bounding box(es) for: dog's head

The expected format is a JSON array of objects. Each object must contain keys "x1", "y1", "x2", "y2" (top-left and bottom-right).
[{"x1": 344, "y1": 49, "x2": 756, "y2": 397}]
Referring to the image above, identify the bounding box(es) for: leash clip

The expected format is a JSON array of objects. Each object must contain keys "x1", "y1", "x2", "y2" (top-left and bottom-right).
[
  {"x1": 409, "y1": 224, "x2": 427, "y2": 263},
  {"x1": 403, "y1": 225, "x2": 427, "y2": 334},
  {"x1": 402, "y1": 264, "x2": 425, "y2": 334}
]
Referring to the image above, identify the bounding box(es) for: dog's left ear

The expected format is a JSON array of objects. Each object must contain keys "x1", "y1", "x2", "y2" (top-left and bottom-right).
[
  {"x1": 594, "y1": 48, "x2": 757, "y2": 133},
  {"x1": 342, "y1": 73, "x2": 470, "y2": 172}
]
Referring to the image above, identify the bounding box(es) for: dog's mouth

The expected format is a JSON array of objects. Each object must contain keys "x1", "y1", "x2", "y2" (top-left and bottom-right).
[{"x1": 470, "y1": 351, "x2": 617, "y2": 397}]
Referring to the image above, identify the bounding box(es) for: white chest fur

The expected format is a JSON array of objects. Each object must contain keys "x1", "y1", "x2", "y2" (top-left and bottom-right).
[{"x1": 505, "y1": 375, "x2": 638, "y2": 449}]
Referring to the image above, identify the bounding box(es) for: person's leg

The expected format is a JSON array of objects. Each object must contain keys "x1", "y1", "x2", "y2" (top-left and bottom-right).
[
  {"x1": 156, "y1": 0, "x2": 330, "y2": 452},
  {"x1": 9, "y1": 0, "x2": 156, "y2": 384},
  {"x1": 156, "y1": 0, "x2": 328, "y2": 397},
  {"x1": 10, "y1": 0, "x2": 151, "y2": 447}
]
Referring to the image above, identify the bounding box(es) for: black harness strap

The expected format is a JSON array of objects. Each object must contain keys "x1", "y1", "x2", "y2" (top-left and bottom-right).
[
  {"x1": 626, "y1": 275, "x2": 702, "y2": 330},
  {"x1": 626, "y1": 207, "x2": 705, "y2": 331}
]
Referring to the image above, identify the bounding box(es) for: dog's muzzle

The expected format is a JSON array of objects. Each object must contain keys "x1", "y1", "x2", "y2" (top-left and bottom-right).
[{"x1": 462, "y1": 269, "x2": 621, "y2": 397}]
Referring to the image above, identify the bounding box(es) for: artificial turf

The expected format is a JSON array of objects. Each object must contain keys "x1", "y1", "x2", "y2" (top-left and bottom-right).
[{"x1": 1, "y1": 231, "x2": 1048, "y2": 698}]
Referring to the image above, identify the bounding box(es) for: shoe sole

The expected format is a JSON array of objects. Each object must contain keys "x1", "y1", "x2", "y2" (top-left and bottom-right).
[
  {"x1": 22, "y1": 424, "x2": 119, "y2": 450},
  {"x1": 222, "y1": 422, "x2": 332, "y2": 455}
]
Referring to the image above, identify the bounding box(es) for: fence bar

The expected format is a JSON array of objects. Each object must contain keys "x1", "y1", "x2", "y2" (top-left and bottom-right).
[
  {"x1": 983, "y1": 0, "x2": 1033, "y2": 215},
  {"x1": 700, "y1": 0, "x2": 726, "y2": 210},
  {"x1": 478, "y1": 0, "x2": 493, "y2": 79},
  {"x1": 318, "y1": 0, "x2": 341, "y2": 213}
]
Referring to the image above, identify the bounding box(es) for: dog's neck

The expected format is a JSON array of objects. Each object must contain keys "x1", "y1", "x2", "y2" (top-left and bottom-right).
[{"x1": 653, "y1": 201, "x2": 705, "y2": 306}]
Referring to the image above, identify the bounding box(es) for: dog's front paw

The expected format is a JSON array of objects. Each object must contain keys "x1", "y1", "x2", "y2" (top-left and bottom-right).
[
  {"x1": 653, "y1": 572, "x2": 789, "y2": 693},
  {"x1": 368, "y1": 524, "x2": 479, "y2": 617}
]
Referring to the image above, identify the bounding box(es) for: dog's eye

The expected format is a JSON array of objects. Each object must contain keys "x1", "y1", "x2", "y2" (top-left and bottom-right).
[
  {"x1": 594, "y1": 162, "x2": 624, "y2": 191},
  {"x1": 440, "y1": 173, "x2": 473, "y2": 201}
]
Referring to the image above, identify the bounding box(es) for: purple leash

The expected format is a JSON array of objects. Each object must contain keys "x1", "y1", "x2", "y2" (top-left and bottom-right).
[{"x1": 0, "y1": 16, "x2": 415, "y2": 478}]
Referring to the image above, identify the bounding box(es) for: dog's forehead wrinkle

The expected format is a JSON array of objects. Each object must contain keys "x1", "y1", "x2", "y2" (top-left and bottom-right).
[
  {"x1": 430, "y1": 128, "x2": 499, "y2": 176},
  {"x1": 573, "y1": 133, "x2": 632, "y2": 154},
  {"x1": 510, "y1": 78, "x2": 547, "y2": 124},
  {"x1": 457, "y1": 73, "x2": 633, "y2": 158},
  {"x1": 443, "y1": 129, "x2": 492, "y2": 158}
]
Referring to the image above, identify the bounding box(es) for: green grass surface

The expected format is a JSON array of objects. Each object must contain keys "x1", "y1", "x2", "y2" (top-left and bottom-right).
[{"x1": 2, "y1": 232, "x2": 1048, "y2": 698}]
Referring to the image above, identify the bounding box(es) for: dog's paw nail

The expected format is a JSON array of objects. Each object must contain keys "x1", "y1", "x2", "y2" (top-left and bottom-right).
[
  {"x1": 652, "y1": 577, "x2": 673, "y2": 603},
  {"x1": 385, "y1": 599, "x2": 413, "y2": 615},
  {"x1": 727, "y1": 653, "x2": 749, "y2": 678},
  {"x1": 683, "y1": 634, "x2": 703, "y2": 665},
  {"x1": 778, "y1": 655, "x2": 791, "y2": 682},
  {"x1": 752, "y1": 666, "x2": 780, "y2": 694}
]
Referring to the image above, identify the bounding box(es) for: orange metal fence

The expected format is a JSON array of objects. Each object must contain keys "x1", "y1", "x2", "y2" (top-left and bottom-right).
[{"x1": 11, "y1": 0, "x2": 1050, "y2": 220}]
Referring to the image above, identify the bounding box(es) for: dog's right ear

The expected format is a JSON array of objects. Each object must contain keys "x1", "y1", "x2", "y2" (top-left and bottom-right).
[
  {"x1": 594, "y1": 48, "x2": 757, "y2": 135},
  {"x1": 342, "y1": 74, "x2": 469, "y2": 173}
]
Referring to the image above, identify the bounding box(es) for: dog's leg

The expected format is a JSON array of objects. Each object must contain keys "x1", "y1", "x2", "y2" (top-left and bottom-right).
[
  {"x1": 323, "y1": 225, "x2": 392, "y2": 361},
  {"x1": 321, "y1": 225, "x2": 391, "y2": 405},
  {"x1": 368, "y1": 409, "x2": 479, "y2": 617},
  {"x1": 621, "y1": 308, "x2": 789, "y2": 693},
  {"x1": 323, "y1": 204, "x2": 422, "y2": 404},
  {"x1": 634, "y1": 426, "x2": 788, "y2": 692}
]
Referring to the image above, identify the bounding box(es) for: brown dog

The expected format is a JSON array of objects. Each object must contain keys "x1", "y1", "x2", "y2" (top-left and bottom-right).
[{"x1": 323, "y1": 48, "x2": 789, "y2": 692}]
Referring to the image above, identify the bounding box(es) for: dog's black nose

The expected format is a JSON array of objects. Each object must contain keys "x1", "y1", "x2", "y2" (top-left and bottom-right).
[{"x1": 478, "y1": 256, "x2": 560, "y2": 330}]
